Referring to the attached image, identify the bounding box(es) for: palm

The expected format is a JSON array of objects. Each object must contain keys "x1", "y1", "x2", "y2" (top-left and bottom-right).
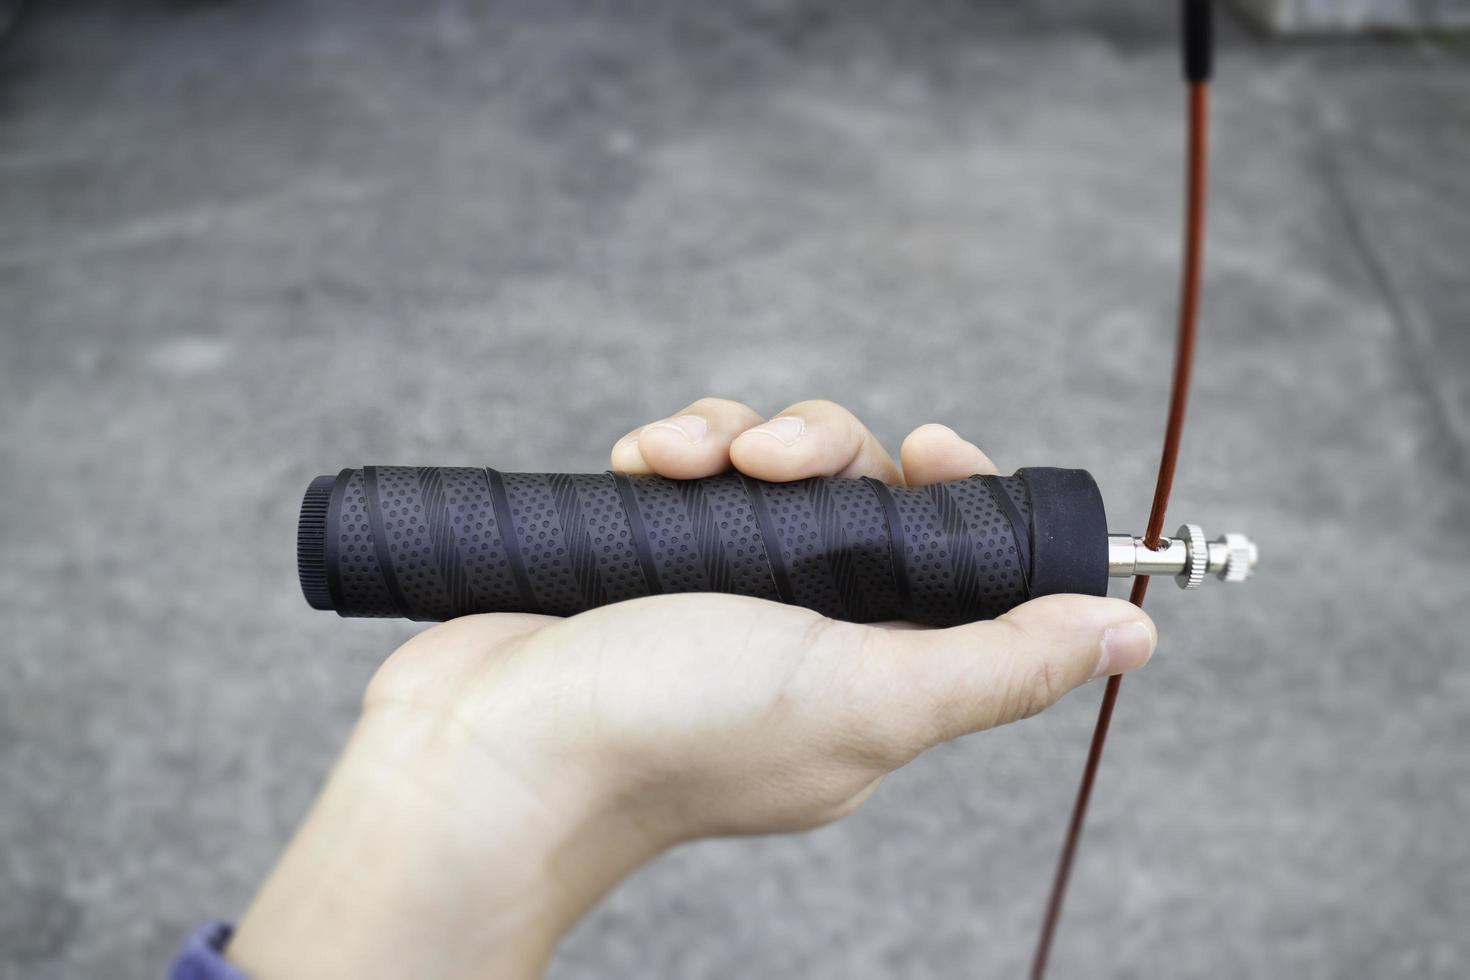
[{"x1": 359, "y1": 397, "x2": 1151, "y2": 841}]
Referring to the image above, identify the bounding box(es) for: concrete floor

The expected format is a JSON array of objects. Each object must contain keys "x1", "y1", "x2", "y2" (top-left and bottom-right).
[{"x1": 2, "y1": 2, "x2": 1468, "y2": 978}]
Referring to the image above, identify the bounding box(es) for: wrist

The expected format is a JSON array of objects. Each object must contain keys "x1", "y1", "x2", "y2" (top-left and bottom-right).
[{"x1": 229, "y1": 702, "x2": 657, "y2": 980}]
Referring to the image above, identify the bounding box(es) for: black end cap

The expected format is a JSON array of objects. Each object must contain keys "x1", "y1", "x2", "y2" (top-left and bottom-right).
[
  {"x1": 1183, "y1": 0, "x2": 1213, "y2": 83},
  {"x1": 297, "y1": 474, "x2": 337, "y2": 611},
  {"x1": 1018, "y1": 467, "x2": 1109, "y2": 599}
]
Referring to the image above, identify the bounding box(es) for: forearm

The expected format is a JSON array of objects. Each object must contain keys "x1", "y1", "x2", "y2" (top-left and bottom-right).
[{"x1": 228, "y1": 705, "x2": 655, "y2": 980}]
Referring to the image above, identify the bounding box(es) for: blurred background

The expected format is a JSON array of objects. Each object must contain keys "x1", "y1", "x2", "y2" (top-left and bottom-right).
[{"x1": 2, "y1": 1, "x2": 1467, "y2": 977}]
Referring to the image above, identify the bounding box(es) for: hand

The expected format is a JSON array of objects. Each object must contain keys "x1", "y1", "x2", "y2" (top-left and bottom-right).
[{"x1": 228, "y1": 398, "x2": 1156, "y2": 980}]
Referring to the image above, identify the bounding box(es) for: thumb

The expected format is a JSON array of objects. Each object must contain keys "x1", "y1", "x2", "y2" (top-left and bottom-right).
[{"x1": 869, "y1": 595, "x2": 1157, "y2": 745}]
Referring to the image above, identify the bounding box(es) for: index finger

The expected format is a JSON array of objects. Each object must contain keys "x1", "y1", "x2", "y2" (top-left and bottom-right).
[
  {"x1": 729, "y1": 399, "x2": 904, "y2": 484},
  {"x1": 610, "y1": 397, "x2": 765, "y2": 478}
]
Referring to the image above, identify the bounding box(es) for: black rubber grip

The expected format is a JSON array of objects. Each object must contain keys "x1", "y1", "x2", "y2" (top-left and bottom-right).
[{"x1": 298, "y1": 467, "x2": 1108, "y2": 627}]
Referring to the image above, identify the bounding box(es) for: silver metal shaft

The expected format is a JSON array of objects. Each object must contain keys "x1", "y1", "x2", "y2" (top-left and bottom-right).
[{"x1": 1107, "y1": 525, "x2": 1258, "y2": 589}]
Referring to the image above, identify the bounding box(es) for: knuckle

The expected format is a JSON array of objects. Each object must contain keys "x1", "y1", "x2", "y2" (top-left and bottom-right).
[
  {"x1": 908, "y1": 422, "x2": 952, "y2": 444},
  {"x1": 784, "y1": 398, "x2": 843, "y2": 420},
  {"x1": 1007, "y1": 653, "x2": 1067, "y2": 721},
  {"x1": 1034, "y1": 655, "x2": 1070, "y2": 711},
  {"x1": 687, "y1": 396, "x2": 752, "y2": 417},
  {"x1": 983, "y1": 618, "x2": 1067, "y2": 722},
  {"x1": 790, "y1": 400, "x2": 871, "y2": 453}
]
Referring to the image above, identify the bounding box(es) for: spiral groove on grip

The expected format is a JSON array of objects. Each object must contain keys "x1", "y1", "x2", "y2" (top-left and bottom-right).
[{"x1": 300, "y1": 467, "x2": 1108, "y2": 626}]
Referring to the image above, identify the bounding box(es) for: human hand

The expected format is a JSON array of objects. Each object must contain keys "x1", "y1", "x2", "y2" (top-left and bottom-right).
[{"x1": 229, "y1": 398, "x2": 1156, "y2": 980}]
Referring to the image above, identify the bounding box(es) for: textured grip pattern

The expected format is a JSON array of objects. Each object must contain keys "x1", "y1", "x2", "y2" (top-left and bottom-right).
[{"x1": 305, "y1": 467, "x2": 1091, "y2": 627}]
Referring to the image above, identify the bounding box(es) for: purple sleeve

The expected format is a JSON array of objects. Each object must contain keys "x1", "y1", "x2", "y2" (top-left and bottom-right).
[{"x1": 168, "y1": 922, "x2": 248, "y2": 980}]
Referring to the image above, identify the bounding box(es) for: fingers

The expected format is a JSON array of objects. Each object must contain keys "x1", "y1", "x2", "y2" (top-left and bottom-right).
[
  {"x1": 867, "y1": 595, "x2": 1157, "y2": 746},
  {"x1": 730, "y1": 399, "x2": 904, "y2": 483},
  {"x1": 898, "y1": 424, "x2": 998, "y2": 486},
  {"x1": 612, "y1": 398, "x2": 992, "y2": 488},
  {"x1": 610, "y1": 398, "x2": 765, "y2": 478}
]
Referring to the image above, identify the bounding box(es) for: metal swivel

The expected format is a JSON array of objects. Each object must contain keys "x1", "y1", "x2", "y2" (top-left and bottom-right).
[{"x1": 1106, "y1": 525, "x2": 1259, "y2": 589}]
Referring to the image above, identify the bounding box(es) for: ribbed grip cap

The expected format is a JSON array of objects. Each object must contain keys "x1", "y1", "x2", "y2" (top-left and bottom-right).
[{"x1": 297, "y1": 474, "x2": 336, "y2": 611}]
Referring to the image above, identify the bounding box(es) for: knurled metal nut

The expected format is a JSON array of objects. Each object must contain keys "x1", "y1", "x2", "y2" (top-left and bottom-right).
[
  {"x1": 1176, "y1": 523, "x2": 1207, "y2": 590},
  {"x1": 1216, "y1": 532, "x2": 1255, "y2": 583}
]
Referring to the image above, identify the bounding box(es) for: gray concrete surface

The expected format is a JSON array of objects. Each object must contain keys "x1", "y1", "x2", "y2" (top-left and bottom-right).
[
  {"x1": 2, "y1": 2, "x2": 1468, "y2": 978},
  {"x1": 1233, "y1": 0, "x2": 1470, "y2": 33}
]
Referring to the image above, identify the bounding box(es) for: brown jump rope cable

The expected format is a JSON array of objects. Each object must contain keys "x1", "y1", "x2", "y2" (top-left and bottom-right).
[{"x1": 1029, "y1": 4, "x2": 1213, "y2": 976}]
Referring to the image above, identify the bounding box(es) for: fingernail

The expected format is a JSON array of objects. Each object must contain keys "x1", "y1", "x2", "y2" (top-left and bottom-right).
[
  {"x1": 614, "y1": 428, "x2": 644, "y2": 449},
  {"x1": 747, "y1": 416, "x2": 804, "y2": 446},
  {"x1": 648, "y1": 414, "x2": 707, "y2": 443},
  {"x1": 1093, "y1": 620, "x2": 1156, "y2": 679}
]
